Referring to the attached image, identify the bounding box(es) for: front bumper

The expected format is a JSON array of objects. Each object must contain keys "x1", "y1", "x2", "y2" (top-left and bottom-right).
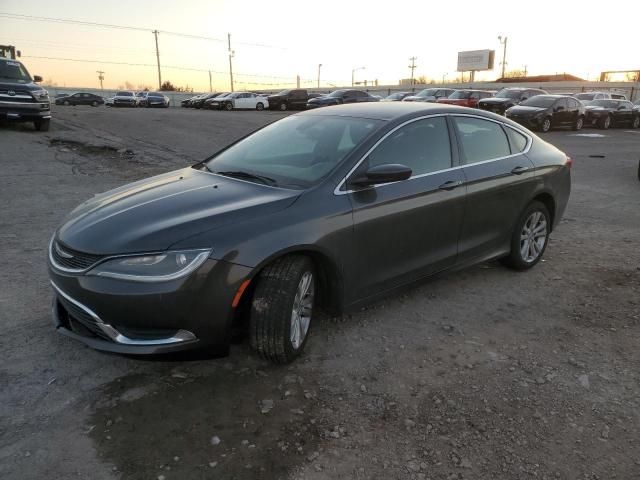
[
  {"x1": 585, "y1": 113, "x2": 606, "y2": 126},
  {"x1": 506, "y1": 114, "x2": 542, "y2": 129},
  {"x1": 0, "y1": 102, "x2": 51, "y2": 121},
  {"x1": 49, "y1": 258, "x2": 252, "y2": 355}
]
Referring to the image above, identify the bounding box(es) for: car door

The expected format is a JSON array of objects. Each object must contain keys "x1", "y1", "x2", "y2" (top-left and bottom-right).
[
  {"x1": 552, "y1": 98, "x2": 569, "y2": 126},
  {"x1": 290, "y1": 90, "x2": 305, "y2": 108},
  {"x1": 69, "y1": 93, "x2": 81, "y2": 105},
  {"x1": 346, "y1": 115, "x2": 466, "y2": 299},
  {"x1": 616, "y1": 101, "x2": 633, "y2": 125},
  {"x1": 342, "y1": 91, "x2": 358, "y2": 104},
  {"x1": 451, "y1": 115, "x2": 537, "y2": 263},
  {"x1": 566, "y1": 98, "x2": 580, "y2": 126}
]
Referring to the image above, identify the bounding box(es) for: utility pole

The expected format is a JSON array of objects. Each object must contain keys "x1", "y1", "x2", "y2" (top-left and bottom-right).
[
  {"x1": 152, "y1": 30, "x2": 162, "y2": 90},
  {"x1": 96, "y1": 70, "x2": 105, "y2": 90},
  {"x1": 352, "y1": 66, "x2": 365, "y2": 87},
  {"x1": 498, "y1": 35, "x2": 508, "y2": 79},
  {"x1": 208, "y1": 70, "x2": 212, "y2": 92},
  {"x1": 408, "y1": 56, "x2": 417, "y2": 86},
  {"x1": 228, "y1": 33, "x2": 234, "y2": 92},
  {"x1": 317, "y1": 64, "x2": 322, "y2": 88}
]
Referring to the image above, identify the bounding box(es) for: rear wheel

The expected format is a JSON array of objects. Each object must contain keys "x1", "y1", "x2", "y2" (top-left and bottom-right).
[
  {"x1": 540, "y1": 117, "x2": 552, "y2": 133},
  {"x1": 598, "y1": 115, "x2": 611, "y2": 129},
  {"x1": 256, "y1": 102, "x2": 264, "y2": 111},
  {"x1": 249, "y1": 255, "x2": 316, "y2": 364},
  {"x1": 572, "y1": 116, "x2": 584, "y2": 131},
  {"x1": 500, "y1": 201, "x2": 550, "y2": 270},
  {"x1": 279, "y1": 102, "x2": 288, "y2": 111},
  {"x1": 34, "y1": 118, "x2": 50, "y2": 132}
]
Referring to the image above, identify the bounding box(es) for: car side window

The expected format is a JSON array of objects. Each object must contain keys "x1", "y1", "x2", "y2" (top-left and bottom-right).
[
  {"x1": 452, "y1": 117, "x2": 511, "y2": 164},
  {"x1": 505, "y1": 127, "x2": 528, "y2": 153},
  {"x1": 367, "y1": 117, "x2": 452, "y2": 176}
]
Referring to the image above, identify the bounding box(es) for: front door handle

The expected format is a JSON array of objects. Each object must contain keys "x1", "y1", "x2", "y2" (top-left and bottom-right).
[
  {"x1": 438, "y1": 180, "x2": 463, "y2": 191},
  {"x1": 511, "y1": 166, "x2": 530, "y2": 175}
]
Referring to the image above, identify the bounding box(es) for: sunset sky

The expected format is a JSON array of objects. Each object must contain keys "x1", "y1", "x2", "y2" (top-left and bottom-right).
[{"x1": 1, "y1": 0, "x2": 637, "y2": 92}]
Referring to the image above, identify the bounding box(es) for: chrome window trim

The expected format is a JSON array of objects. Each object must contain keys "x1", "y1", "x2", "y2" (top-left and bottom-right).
[{"x1": 333, "y1": 113, "x2": 533, "y2": 196}]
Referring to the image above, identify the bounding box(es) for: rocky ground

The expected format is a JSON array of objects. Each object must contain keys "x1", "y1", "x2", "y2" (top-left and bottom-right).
[{"x1": 1, "y1": 106, "x2": 639, "y2": 479}]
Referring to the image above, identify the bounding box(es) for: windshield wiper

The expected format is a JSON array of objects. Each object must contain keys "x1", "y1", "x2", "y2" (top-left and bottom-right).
[{"x1": 215, "y1": 170, "x2": 278, "y2": 186}]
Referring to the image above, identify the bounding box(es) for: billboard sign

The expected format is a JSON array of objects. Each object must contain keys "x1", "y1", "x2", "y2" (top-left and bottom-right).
[{"x1": 457, "y1": 50, "x2": 495, "y2": 71}]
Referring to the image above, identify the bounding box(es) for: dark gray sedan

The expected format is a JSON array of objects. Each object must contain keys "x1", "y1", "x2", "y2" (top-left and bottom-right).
[{"x1": 48, "y1": 103, "x2": 571, "y2": 363}]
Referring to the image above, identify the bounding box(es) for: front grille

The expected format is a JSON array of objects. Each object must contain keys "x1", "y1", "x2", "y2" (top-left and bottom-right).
[
  {"x1": 57, "y1": 297, "x2": 111, "y2": 341},
  {"x1": 0, "y1": 90, "x2": 36, "y2": 103},
  {"x1": 51, "y1": 241, "x2": 104, "y2": 271}
]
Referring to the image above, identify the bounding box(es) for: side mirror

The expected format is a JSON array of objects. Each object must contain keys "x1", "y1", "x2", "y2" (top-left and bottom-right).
[
  {"x1": 349, "y1": 163, "x2": 412, "y2": 187},
  {"x1": 33, "y1": 75, "x2": 43, "y2": 83}
]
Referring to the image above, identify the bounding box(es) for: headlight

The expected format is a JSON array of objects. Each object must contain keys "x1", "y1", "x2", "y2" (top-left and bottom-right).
[
  {"x1": 88, "y1": 249, "x2": 211, "y2": 282},
  {"x1": 33, "y1": 89, "x2": 49, "y2": 100}
]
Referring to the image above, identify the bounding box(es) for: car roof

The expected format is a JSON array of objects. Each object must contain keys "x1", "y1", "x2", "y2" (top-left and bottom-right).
[{"x1": 295, "y1": 102, "x2": 517, "y2": 122}]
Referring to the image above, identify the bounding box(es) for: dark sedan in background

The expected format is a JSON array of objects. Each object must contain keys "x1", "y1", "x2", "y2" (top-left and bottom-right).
[
  {"x1": 584, "y1": 99, "x2": 640, "y2": 129},
  {"x1": 306, "y1": 89, "x2": 379, "y2": 108},
  {"x1": 506, "y1": 95, "x2": 585, "y2": 132},
  {"x1": 436, "y1": 89, "x2": 494, "y2": 108},
  {"x1": 48, "y1": 103, "x2": 571, "y2": 364},
  {"x1": 55, "y1": 92, "x2": 104, "y2": 106},
  {"x1": 478, "y1": 87, "x2": 548, "y2": 115}
]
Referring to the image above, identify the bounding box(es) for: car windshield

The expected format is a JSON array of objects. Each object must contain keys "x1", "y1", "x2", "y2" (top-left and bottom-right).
[
  {"x1": 495, "y1": 89, "x2": 523, "y2": 99},
  {"x1": 385, "y1": 93, "x2": 407, "y2": 100},
  {"x1": 574, "y1": 93, "x2": 596, "y2": 100},
  {"x1": 203, "y1": 115, "x2": 381, "y2": 189},
  {"x1": 275, "y1": 89, "x2": 291, "y2": 96},
  {"x1": 136, "y1": 92, "x2": 145, "y2": 97},
  {"x1": 0, "y1": 59, "x2": 31, "y2": 82},
  {"x1": 448, "y1": 91, "x2": 473, "y2": 99},
  {"x1": 327, "y1": 90, "x2": 347, "y2": 98},
  {"x1": 116, "y1": 91, "x2": 133, "y2": 97},
  {"x1": 521, "y1": 96, "x2": 557, "y2": 108},
  {"x1": 588, "y1": 100, "x2": 619, "y2": 108},
  {"x1": 415, "y1": 88, "x2": 437, "y2": 97}
]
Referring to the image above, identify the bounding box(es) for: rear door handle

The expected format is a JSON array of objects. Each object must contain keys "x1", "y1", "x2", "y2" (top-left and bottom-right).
[
  {"x1": 438, "y1": 180, "x2": 463, "y2": 191},
  {"x1": 511, "y1": 166, "x2": 530, "y2": 175}
]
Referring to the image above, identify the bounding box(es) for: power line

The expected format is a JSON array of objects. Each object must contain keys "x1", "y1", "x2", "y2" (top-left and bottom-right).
[{"x1": 0, "y1": 12, "x2": 286, "y2": 49}]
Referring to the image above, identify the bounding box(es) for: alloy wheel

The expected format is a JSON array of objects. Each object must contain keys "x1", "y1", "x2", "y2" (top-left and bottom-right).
[
  {"x1": 542, "y1": 118, "x2": 551, "y2": 132},
  {"x1": 633, "y1": 116, "x2": 639, "y2": 129},
  {"x1": 290, "y1": 271, "x2": 314, "y2": 349},
  {"x1": 519, "y1": 211, "x2": 548, "y2": 263}
]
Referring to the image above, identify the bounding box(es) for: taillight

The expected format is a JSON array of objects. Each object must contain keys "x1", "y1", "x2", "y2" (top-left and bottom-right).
[{"x1": 565, "y1": 155, "x2": 573, "y2": 169}]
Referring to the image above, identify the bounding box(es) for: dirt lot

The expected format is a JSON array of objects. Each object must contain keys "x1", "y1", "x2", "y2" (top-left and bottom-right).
[{"x1": 1, "y1": 105, "x2": 639, "y2": 480}]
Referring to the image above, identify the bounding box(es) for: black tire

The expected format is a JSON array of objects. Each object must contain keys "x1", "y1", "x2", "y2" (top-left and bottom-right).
[
  {"x1": 632, "y1": 116, "x2": 640, "y2": 129},
  {"x1": 279, "y1": 102, "x2": 288, "y2": 111},
  {"x1": 598, "y1": 115, "x2": 611, "y2": 129},
  {"x1": 256, "y1": 102, "x2": 264, "y2": 111},
  {"x1": 572, "y1": 116, "x2": 584, "y2": 131},
  {"x1": 249, "y1": 255, "x2": 316, "y2": 364},
  {"x1": 225, "y1": 102, "x2": 233, "y2": 111},
  {"x1": 540, "y1": 117, "x2": 552, "y2": 133},
  {"x1": 34, "y1": 118, "x2": 50, "y2": 132},
  {"x1": 91, "y1": 101, "x2": 98, "y2": 107},
  {"x1": 500, "y1": 201, "x2": 551, "y2": 271},
  {"x1": 63, "y1": 100, "x2": 70, "y2": 106}
]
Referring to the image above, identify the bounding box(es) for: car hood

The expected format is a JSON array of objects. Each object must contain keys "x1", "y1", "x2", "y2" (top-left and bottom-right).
[
  {"x1": 308, "y1": 96, "x2": 336, "y2": 104},
  {"x1": 0, "y1": 79, "x2": 43, "y2": 92},
  {"x1": 584, "y1": 106, "x2": 613, "y2": 112},
  {"x1": 404, "y1": 96, "x2": 434, "y2": 102},
  {"x1": 479, "y1": 97, "x2": 513, "y2": 105},
  {"x1": 114, "y1": 95, "x2": 135, "y2": 100},
  {"x1": 56, "y1": 167, "x2": 300, "y2": 255},
  {"x1": 506, "y1": 105, "x2": 547, "y2": 115}
]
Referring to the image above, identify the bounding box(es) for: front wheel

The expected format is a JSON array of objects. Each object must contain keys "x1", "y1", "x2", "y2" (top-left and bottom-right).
[
  {"x1": 598, "y1": 115, "x2": 611, "y2": 129},
  {"x1": 500, "y1": 201, "x2": 550, "y2": 270},
  {"x1": 34, "y1": 118, "x2": 50, "y2": 132},
  {"x1": 632, "y1": 116, "x2": 640, "y2": 129},
  {"x1": 279, "y1": 102, "x2": 288, "y2": 111},
  {"x1": 224, "y1": 102, "x2": 233, "y2": 111},
  {"x1": 256, "y1": 102, "x2": 264, "y2": 111},
  {"x1": 249, "y1": 255, "x2": 316, "y2": 364},
  {"x1": 573, "y1": 116, "x2": 584, "y2": 131},
  {"x1": 540, "y1": 117, "x2": 552, "y2": 133},
  {"x1": 91, "y1": 101, "x2": 98, "y2": 107},
  {"x1": 63, "y1": 100, "x2": 70, "y2": 106}
]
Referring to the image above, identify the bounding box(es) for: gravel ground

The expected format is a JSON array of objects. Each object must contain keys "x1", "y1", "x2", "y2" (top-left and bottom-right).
[{"x1": 1, "y1": 106, "x2": 639, "y2": 480}]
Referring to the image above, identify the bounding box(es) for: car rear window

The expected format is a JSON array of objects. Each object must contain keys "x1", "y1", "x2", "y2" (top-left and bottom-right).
[
  {"x1": 505, "y1": 127, "x2": 528, "y2": 153},
  {"x1": 452, "y1": 117, "x2": 511, "y2": 164}
]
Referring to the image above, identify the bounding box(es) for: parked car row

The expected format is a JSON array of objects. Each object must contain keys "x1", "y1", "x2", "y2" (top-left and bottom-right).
[{"x1": 54, "y1": 91, "x2": 170, "y2": 108}]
